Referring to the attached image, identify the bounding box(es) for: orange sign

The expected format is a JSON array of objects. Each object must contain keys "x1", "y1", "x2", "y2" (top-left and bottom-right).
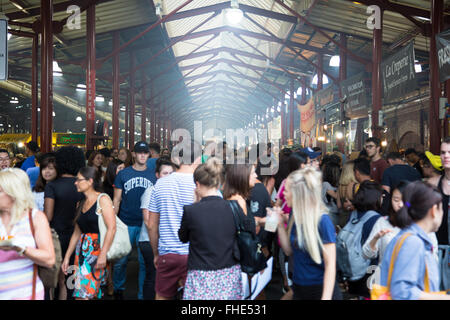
[{"x1": 298, "y1": 98, "x2": 316, "y2": 133}]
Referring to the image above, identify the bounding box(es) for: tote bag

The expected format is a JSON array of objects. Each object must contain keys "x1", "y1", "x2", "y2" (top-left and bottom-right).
[
  {"x1": 371, "y1": 233, "x2": 446, "y2": 300},
  {"x1": 96, "y1": 193, "x2": 132, "y2": 262}
]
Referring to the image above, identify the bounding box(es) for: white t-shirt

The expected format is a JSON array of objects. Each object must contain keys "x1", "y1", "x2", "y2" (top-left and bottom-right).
[
  {"x1": 362, "y1": 216, "x2": 439, "y2": 265},
  {"x1": 138, "y1": 186, "x2": 154, "y2": 242},
  {"x1": 33, "y1": 191, "x2": 44, "y2": 212}
]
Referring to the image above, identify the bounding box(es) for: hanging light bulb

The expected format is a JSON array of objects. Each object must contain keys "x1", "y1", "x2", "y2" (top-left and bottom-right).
[
  {"x1": 53, "y1": 61, "x2": 63, "y2": 77},
  {"x1": 329, "y1": 55, "x2": 340, "y2": 67},
  {"x1": 312, "y1": 74, "x2": 329, "y2": 85},
  {"x1": 225, "y1": 0, "x2": 243, "y2": 25},
  {"x1": 75, "y1": 116, "x2": 82, "y2": 122}
]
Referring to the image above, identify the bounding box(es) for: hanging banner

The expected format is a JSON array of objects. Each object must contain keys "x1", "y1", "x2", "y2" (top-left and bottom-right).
[
  {"x1": 298, "y1": 98, "x2": 315, "y2": 133},
  {"x1": 270, "y1": 116, "x2": 281, "y2": 140},
  {"x1": 340, "y1": 72, "x2": 370, "y2": 119},
  {"x1": 0, "y1": 18, "x2": 7, "y2": 81},
  {"x1": 381, "y1": 41, "x2": 418, "y2": 103},
  {"x1": 436, "y1": 29, "x2": 450, "y2": 83},
  {"x1": 314, "y1": 86, "x2": 335, "y2": 111}
]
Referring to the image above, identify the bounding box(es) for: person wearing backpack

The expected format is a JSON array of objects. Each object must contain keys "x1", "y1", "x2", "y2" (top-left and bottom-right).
[
  {"x1": 275, "y1": 167, "x2": 342, "y2": 300},
  {"x1": 378, "y1": 181, "x2": 450, "y2": 300},
  {"x1": 336, "y1": 180, "x2": 383, "y2": 299}
]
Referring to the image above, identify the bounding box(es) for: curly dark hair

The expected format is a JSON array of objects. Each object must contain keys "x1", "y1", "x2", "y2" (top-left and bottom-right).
[{"x1": 55, "y1": 146, "x2": 86, "y2": 176}]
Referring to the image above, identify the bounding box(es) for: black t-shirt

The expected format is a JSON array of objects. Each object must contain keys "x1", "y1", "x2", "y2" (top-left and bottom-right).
[
  {"x1": 44, "y1": 177, "x2": 85, "y2": 237},
  {"x1": 412, "y1": 161, "x2": 424, "y2": 178},
  {"x1": 248, "y1": 183, "x2": 273, "y2": 248},
  {"x1": 77, "y1": 202, "x2": 100, "y2": 234},
  {"x1": 248, "y1": 183, "x2": 272, "y2": 218},
  {"x1": 381, "y1": 164, "x2": 422, "y2": 190}
]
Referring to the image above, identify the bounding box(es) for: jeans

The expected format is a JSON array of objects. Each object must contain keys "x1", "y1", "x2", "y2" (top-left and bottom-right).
[
  {"x1": 138, "y1": 241, "x2": 156, "y2": 300},
  {"x1": 113, "y1": 225, "x2": 145, "y2": 300},
  {"x1": 438, "y1": 245, "x2": 450, "y2": 292}
]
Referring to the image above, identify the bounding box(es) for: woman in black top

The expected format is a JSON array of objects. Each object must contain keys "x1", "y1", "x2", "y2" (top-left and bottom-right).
[
  {"x1": 61, "y1": 167, "x2": 116, "y2": 300},
  {"x1": 44, "y1": 146, "x2": 85, "y2": 300},
  {"x1": 179, "y1": 157, "x2": 243, "y2": 300}
]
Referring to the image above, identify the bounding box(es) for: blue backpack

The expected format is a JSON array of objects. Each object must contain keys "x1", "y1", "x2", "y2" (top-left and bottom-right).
[{"x1": 336, "y1": 210, "x2": 380, "y2": 281}]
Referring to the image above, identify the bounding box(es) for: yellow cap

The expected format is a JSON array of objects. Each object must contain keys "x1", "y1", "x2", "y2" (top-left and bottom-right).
[{"x1": 425, "y1": 151, "x2": 443, "y2": 171}]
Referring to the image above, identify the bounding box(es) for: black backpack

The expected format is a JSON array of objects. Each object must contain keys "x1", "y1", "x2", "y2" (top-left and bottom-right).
[{"x1": 228, "y1": 200, "x2": 267, "y2": 276}]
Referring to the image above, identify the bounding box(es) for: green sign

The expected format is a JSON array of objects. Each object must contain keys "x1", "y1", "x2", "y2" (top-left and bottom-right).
[{"x1": 56, "y1": 134, "x2": 85, "y2": 145}]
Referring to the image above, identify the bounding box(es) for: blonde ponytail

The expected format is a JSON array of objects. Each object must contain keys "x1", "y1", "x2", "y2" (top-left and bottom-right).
[{"x1": 287, "y1": 167, "x2": 328, "y2": 264}]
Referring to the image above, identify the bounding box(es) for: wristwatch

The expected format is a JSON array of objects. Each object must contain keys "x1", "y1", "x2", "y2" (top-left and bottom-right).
[{"x1": 17, "y1": 246, "x2": 26, "y2": 257}]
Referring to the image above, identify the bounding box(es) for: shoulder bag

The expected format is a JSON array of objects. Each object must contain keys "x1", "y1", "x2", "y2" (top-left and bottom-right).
[
  {"x1": 28, "y1": 209, "x2": 62, "y2": 289},
  {"x1": 228, "y1": 200, "x2": 267, "y2": 275},
  {"x1": 96, "y1": 193, "x2": 132, "y2": 262}
]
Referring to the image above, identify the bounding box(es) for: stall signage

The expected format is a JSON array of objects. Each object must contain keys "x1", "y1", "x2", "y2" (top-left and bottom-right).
[
  {"x1": 381, "y1": 41, "x2": 417, "y2": 103},
  {"x1": 314, "y1": 86, "x2": 335, "y2": 111},
  {"x1": 340, "y1": 72, "x2": 370, "y2": 119},
  {"x1": 298, "y1": 98, "x2": 316, "y2": 133},
  {"x1": 56, "y1": 134, "x2": 85, "y2": 145},
  {"x1": 436, "y1": 29, "x2": 450, "y2": 83}
]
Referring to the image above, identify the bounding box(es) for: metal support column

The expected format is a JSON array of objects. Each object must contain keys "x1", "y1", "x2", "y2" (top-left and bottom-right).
[
  {"x1": 31, "y1": 34, "x2": 38, "y2": 142},
  {"x1": 280, "y1": 97, "x2": 285, "y2": 146},
  {"x1": 430, "y1": 0, "x2": 443, "y2": 153},
  {"x1": 40, "y1": 0, "x2": 53, "y2": 153},
  {"x1": 371, "y1": 10, "x2": 383, "y2": 140},
  {"x1": 125, "y1": 94, "x2": 129, "y2": 149},
  {"x1": 338, "y1": 34, "x2": 347, "y2": 153},
  {"x1": 86, "y1": 4, "x2": 96, "y2": 151},
  {"x1": 289, "y1": 79, "x2": 295, "y2": 142},
  {"x1": 141, "y1": 71, "x2": 147, "y2": 142},
  {"x1": 129, "y1": 52, "x2": 135, "y2": 147},
  {"x1": 151, "y1": 101, "x2": 155, "y2": 143},
  {"x1": 112, "y1": 31, "x2": 120, "y2": 149}
]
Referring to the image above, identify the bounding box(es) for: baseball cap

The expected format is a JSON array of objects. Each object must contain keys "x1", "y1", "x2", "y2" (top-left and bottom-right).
[
  {"x1": 425, "y1": 151, "x2": 442, "y2": 171},
  {"x1": 300, "y1": 147, "x2": 321, "y2": 159},
  {"x1": 133, "y1": 141, "x2": 150, "y2": 153}
]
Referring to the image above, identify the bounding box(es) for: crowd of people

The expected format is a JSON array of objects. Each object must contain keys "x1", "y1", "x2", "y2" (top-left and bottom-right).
[{"x1": 0, "y1": 136, "x2": 449, "y2": 300}]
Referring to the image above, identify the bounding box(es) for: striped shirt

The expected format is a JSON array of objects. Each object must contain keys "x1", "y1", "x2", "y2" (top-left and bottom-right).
[
  {"x1": 148, "y1": 172, "x2": 195, "y2": 256},
  {"x1": 0, "y1": 209, "x2": 44, "y2": 300}
]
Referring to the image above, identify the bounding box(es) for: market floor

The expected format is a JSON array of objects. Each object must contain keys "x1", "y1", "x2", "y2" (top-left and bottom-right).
[
  {"x1": 102, "y1": 247, "x2": 285, "y2": 300},
  {"x1": 102, "y1": 247, "x2": 352, "y2": 300}
]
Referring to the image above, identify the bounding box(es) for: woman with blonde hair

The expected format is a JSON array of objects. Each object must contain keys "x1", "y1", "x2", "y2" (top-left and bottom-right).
[
  {"x1": 274, "y1": 167, "x2": 342, "y2": 300},
  {"x1": 336, "y1": 161, "x2": 359, "y2": 227},
  {"x1": 0, "y1": 168, "x2": 55, "y2": 300}
]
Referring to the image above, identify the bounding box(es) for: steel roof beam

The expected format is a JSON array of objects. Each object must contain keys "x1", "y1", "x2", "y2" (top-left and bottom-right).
[
  {"x1": 190, "y1": 90, "x2": 263, "y2": 114},
  {"x1": 139, "y1": 33, "x2": 219, "y2": 90},
  {"x1": 170, "y1": 26, "x2": 335, "y2": 56},
  {"x1": 275, "y1": 0, "x2": 371, "y2": 67},
  {"x1": 186, "y1": 80, "x2": 273, "y2": 104},
  {"x1": 149, "y1": 57, "x2": 219, "y2": 105},
  {"x1": 6, "y1": 0, "x2": 113, "y2": 21},
  {"x1": 241, "y1": 13, "x2": 339, "y2": 84},
  {"x1": 163, "y1": 1, "x2": 297, "y2": 24},
  {"x1": 99, "y1": 0, "x2": 194, "y2": 64},
  {"x1": 189, "y1": 81, "x2": 274, "y2": 108},
  {"x1": 128, "y1": 11, "x2": 220, "y2": 76}
]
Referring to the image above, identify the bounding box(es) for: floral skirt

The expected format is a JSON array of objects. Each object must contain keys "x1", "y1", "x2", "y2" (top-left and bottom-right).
[
  {"x1": 183, "y1": 264, "x2": 243, "y2": 300},
  {"x1": 73, "y1": 233, "x2": 107, "y2": 300}
]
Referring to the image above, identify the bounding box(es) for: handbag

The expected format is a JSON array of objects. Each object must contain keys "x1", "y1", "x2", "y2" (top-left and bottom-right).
[
  {"x1": 371, "y1": 233, "x2": 446, "y2": 300},
  {"x1": 96, "y1": 193, "x2": 132, "y2": 262},
  {"x1": 228, "y1": 200, "x2": 267, "y2": 276},
  {"x1": 28, "y1": 209, "x2": 62, "y2": 289}
]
